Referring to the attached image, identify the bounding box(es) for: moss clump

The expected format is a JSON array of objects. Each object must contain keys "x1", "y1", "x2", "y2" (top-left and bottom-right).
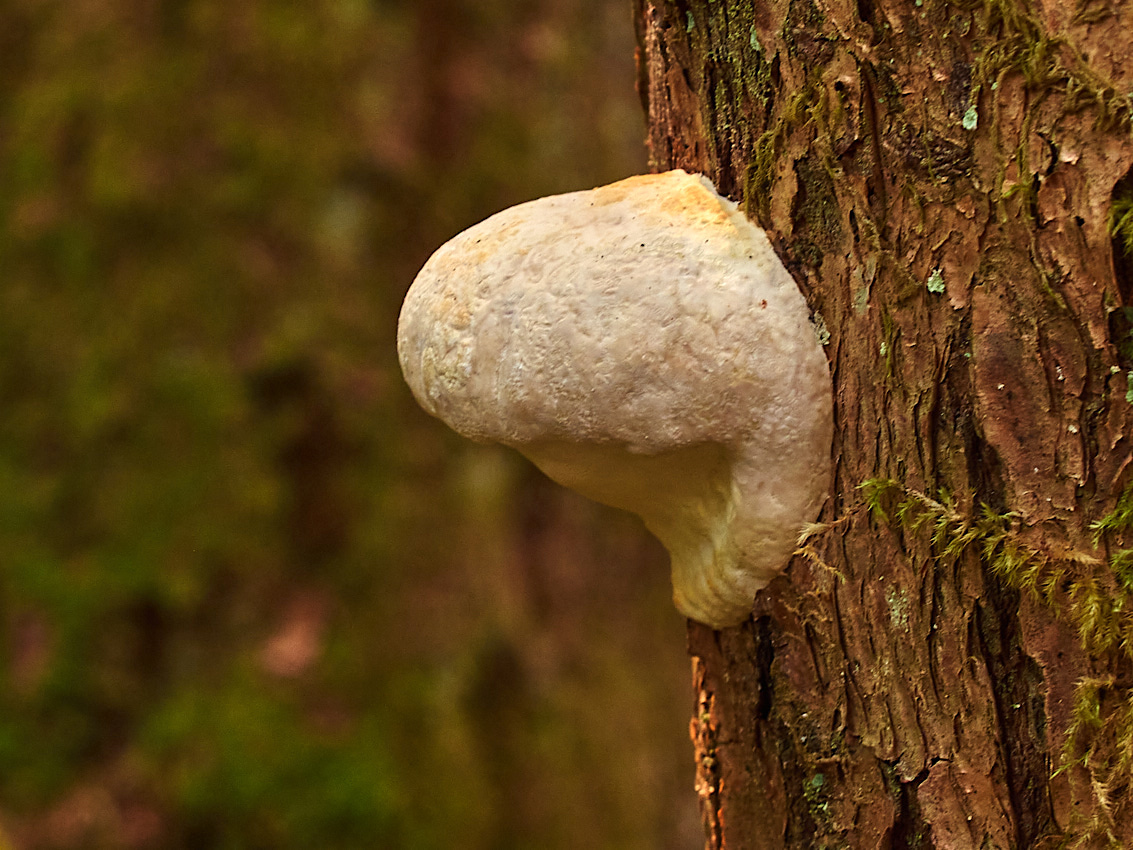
[
  {"x1": 1055, "y1": 676, "x2": 1133, "y2": 847},
  {"x1": 1106, "y1": 194, "x2": 1133, "y2": 259},
  {"x1": 743, "y1": 79, "x2": 821, "y2": 226},
  {"x1": 859, "y1": 479, "x2": 1133, "y2": 658},
  {"x1": 792, "y1": 156, "x2": 844, "y2": 266},
  {"x1": 857, "y1": 477, "x2": 1133, "y2": 845},
  {"x1": 1091, "y1": 478, "x2": 1133, "y2": 550},
  {"x1": 960, "y1": 0, "x2": 1132, "y2": 132}
]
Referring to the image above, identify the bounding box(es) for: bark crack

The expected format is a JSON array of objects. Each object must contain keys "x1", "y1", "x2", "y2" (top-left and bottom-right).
[{"x1": 691, "y1": 655, "x2": 724, "y2": 849}]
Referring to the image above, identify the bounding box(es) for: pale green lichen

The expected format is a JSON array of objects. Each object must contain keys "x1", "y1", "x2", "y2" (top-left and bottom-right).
[
  {"x1": 853, "y1": 286, "x2": 870, "y2": 315},
  {"x1": 926, "y1": 268, "x2": 945, "y2": 294},
  {"x1": 812, "y1": 312, "x2": 831, "y2": 345},
  {"x1": 962, "y1": 103, "x2": 979, "y2": 131},
  {"x1": 886, "y1": 585, "x2": 910, "y2": 631}
]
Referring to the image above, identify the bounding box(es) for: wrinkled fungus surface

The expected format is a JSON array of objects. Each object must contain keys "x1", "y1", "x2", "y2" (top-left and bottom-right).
[{"x1": 398, "y1": 170, "x2": 833, "y2": 627}]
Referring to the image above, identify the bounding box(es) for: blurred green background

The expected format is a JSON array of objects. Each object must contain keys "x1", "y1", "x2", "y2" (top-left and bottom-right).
[{"x1": 0, "y1": 1, "x2": 699, "y2": 847}]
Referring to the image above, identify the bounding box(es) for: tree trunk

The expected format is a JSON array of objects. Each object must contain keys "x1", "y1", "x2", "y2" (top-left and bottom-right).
[{"x1": 634, "y1": 1, "x2": 1133, "y2": 846}]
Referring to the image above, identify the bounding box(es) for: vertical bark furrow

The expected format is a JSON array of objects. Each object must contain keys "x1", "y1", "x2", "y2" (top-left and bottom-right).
[{"x1": 975, "y1": 584, "x2": 1055, "y2": 846}]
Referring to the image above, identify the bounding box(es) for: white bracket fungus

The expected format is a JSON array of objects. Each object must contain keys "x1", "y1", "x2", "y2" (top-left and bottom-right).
[{"x1": 398, "y1": 170, "x2": 833, "y2": 628}]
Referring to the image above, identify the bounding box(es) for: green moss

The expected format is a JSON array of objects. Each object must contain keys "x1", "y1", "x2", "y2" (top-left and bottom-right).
[
  {"x1": 1091, "y1": 478, "x2": 1133, "y2": 543},
  {"x1": 678, "y1": 1, "x2": 778, "y2": 180},
  {"x1": 1107, "y1": 194, "x2": 1133, "y2": 261},
  {"x1": 1056, "y1": 676, "x2": 1133, "y2": 846},
  {"x1": 743, "y1": 79, "x2": 820, "y2": 225},
  {"x1": 860, "y1": 477, "x2": 900, "y2": 523},
  {"x1": 858, "y1": 477, "x2": 1133, "y2": 843},
  {"x1": 861, "y1": 479, "x2": 1131, "y2": 658},
  {"x1": 963, "y1": 0, "x2": 1131, "y2": 132},
  {"x1": 745, "y1": 128, "x2": 784, "y2": 224},
  {"x1": 792, "y1": 155, "x2": 844, "y2": 266}
]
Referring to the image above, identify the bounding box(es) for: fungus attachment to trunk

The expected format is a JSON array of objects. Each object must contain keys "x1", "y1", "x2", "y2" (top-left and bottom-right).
[{"x1": 397, "y1": 170, "x2": 833, "y2": 628}]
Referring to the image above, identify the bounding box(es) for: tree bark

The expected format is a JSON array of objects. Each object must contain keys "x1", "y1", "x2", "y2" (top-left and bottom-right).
[{"x1": 634, "y1": 1, "x2": 1133, "y2": 847}]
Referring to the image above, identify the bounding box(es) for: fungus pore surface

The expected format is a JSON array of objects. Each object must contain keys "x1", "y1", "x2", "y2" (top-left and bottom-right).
[{"x1": 397, "y1": 170, "x2": 833, "y2": 628}]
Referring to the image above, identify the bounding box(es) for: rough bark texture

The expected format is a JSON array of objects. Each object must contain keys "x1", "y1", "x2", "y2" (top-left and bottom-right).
[{"x1": 634, "y1": 1, "x2": 1133, "y2": 847}]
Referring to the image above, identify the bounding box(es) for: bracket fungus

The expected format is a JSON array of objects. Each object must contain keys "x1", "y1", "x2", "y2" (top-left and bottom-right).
[{"x1": 398, "y1": 170, "x2": 833, "y2": 628}]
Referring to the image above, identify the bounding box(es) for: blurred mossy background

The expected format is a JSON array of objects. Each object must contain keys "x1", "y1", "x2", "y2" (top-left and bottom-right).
[{"x1": 0, "y1": 0, "x2": 699, "y2": 847}]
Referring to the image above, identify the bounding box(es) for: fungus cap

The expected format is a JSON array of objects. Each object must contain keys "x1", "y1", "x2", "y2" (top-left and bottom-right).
[{"x1": 398, "y1": 170, "x2": 833, "y2": 628}]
